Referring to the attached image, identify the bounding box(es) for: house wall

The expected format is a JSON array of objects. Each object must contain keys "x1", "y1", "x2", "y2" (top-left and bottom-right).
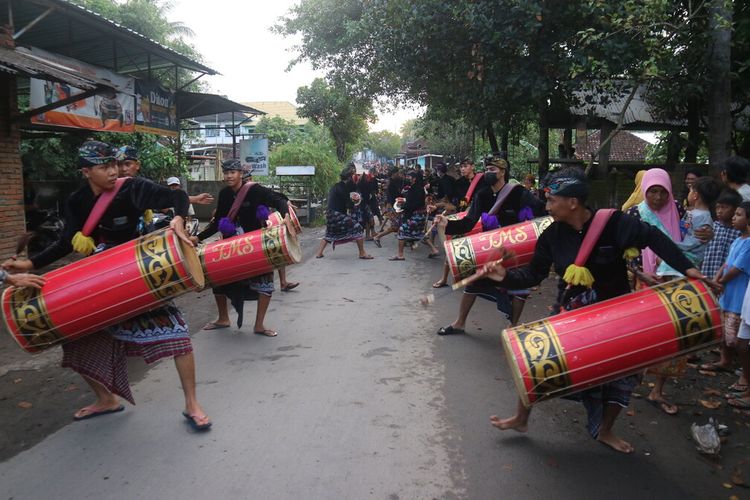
[{"x1": 0, "y1": 73, "x2": 26, "y2": 259}]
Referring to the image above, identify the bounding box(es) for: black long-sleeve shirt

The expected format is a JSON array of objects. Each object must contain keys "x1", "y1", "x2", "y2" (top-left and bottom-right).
[
  {"x1": 402, "y1": 172, "x2": 425, "y2": 218},
  {"x1": 31, "y1": 176, "x2": 189, "y2": 269},
  {"x1": 198, "y1": 182, "x2": 289, "y2": 240},
  {"x1": 386, "y1": 178, "x2": 403, "y2": 205},
  {"x1": 500, "y1": 210, "x2": 694, "y2": 304},
  {"x1": 436, "y1": 175, "x2": 455, "y2": 202},
  {"x1": 445, "y1": 183, "x2": 544, "y2": 235},
  {"x1": 454, "y1": 174, "x2": 486, "y2": 202},
  {"x1": 326, "y1": 181, "x2": 355, "y2": 213}
]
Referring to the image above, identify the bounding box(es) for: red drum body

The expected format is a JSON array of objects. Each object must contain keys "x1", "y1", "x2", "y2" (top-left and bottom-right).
[
  {"x1": 267, "y1": 206, "x2": 302, "y2": 234},
  {"x1": 502, "y1": 278, "x2": 722, "y2": 407},
  {"x1": 199, "y1": 224, "x2": 302, "y2": 287},
  {"x1": 444, "y1": 216, "x2": 553, "y2": 281},
  {"x1": 444, "y1": 211, "x2": 482, "y2": 241},
  {"x1": 2, "y1": 230, "x2": 204, "y2": 354}
]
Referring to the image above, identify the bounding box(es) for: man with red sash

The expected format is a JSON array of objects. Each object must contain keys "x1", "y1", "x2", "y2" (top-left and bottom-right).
[
  {"x1": 196, "y1": 159, "x2": 290, "y2": 336},
  {"x1": 433, "y1": 155, "x2": 544, "y2": 333},
  {"x1": 2, "y1": 141, "x2": 211, "y2": 430},
  {"x1": 482, "y1": 167, "x2": 706, "y2": 453}
]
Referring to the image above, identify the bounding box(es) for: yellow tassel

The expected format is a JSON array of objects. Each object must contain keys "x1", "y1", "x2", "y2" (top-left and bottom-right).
[
  {"x1": 623, "y1": 247, "x2": 640, "y2": 260},
  {"x1": 563, "y1": 264, "x2": 595, "y2": 287},
  {"x1": 71, "y1": 231, "x2": 96, "y2": 256},
  {"x1": 143, "y1": 209, "x2": 154, "y2": 224}
]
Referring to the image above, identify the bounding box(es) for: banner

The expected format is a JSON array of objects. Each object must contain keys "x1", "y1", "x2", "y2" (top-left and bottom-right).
[
  {"x1": 240, "y1": 138, "x2": 269, "y2": 176},
  {"x1": 28, "y1": 47, "x2": 135, "y2": 133},
  {"x1": 134, "y1": 80, "x2": 178, "y2": 137}
]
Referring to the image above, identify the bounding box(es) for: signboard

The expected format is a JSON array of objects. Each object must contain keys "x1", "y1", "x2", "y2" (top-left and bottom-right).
[
  {"x1": 239, "y1": 137, "x2": 269, "y2": 176},
  {"x1": 134, "y1": 80, "x2": 178, "y2": 137},
  {"x1": 29, "y1": 48, "x2": 135, "y2": 133}
]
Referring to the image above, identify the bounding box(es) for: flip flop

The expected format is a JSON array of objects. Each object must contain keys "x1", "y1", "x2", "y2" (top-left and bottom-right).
[
  {"x1": 359, "y1": 255, "x2": 374, "y2": 259},
  {"x1": 182, "y1": 411, "x2": 212, "y2": 431},
  {"x1": 388, "y1": 256, "x2": 405, "y2": 261},
  {"x1": 315, "y1": 254, "x2": 325, "y2": 258},
  {"x1": 254, "y1": 329, "x2": 278, "y2": 337},
  {"x1": 203, "y1": 322, "x2": 230, "y2": 330},
  {"x1": 281, "y1": 282, "x2": 300, "y2": 291},
  {"x1": 373, "y1": 239, "x2": 382, "y2": 248},
  {"x1": 727, "y1": 397, "x2": 750, "y2": 409},
  {"x1": 73, "y1": 404, "x2": 125, "y2": 421},
  {"x1": 427, "y1": 252, "x2": 440, "y2": 258},
  {"x1": 728, "y1": 383, "x2": 748, "y2": 393},
  {"x1": 437, "y1": 325, "x2": 464, "y2": 336},
  {"x1": 698, "y1": 363, "x2": 734, "y2": 373},
  {"x1": 432, "y1": 281, "x2": 447, "y2": 288},
  {"x1": 645, "y1": 397, "x2": 678, "y2": 415}
]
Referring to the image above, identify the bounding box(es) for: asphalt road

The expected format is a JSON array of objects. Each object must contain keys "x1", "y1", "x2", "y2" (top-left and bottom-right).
[{"x1": 0, "y1": 228, "x2": 748, "y2": 499}]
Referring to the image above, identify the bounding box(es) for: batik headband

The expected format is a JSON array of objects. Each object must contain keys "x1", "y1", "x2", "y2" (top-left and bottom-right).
[{"x1": 545, "y1": 176, "x2": 589, "y2": 198}]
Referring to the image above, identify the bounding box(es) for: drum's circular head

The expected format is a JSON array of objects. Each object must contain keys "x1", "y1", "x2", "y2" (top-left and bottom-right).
[
  {"x1": 174, "y1": 233, "x2": 205, "y2": 289},
  {"x1": 288, "y1": 207, "x2": 302, "y2": 234},
  {"x1": 282, "y1": 222, "x2": 303, "y2": 264}
]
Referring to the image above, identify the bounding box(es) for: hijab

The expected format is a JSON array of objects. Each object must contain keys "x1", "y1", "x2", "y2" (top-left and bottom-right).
[
  {"x1": 621, "y1": 170, "x2": 645, "y2": 211},
  {"x1": 638, "y1": 168, "x2": 681, "y2": 274}
]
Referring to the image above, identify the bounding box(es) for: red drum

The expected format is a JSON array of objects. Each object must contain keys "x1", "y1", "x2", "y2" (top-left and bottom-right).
[
  {"x1": 2, "y1": 229, "x2": 204, "y2": 354},
  {"x1": 444, "y1": 211, "x2": 482, "y2": 241},
  {"x1": 502, "y1": 278, "x2": 722, "y2": 407},
  {"x1": 199, "y1": 223, "x2": 302, "y2": 287},
  {"x1": 267, "y1": 207, "x2": 302, "y2": 234},
  {"x1": 444, "y1": 216, "x2": 553, "y2": 281}
]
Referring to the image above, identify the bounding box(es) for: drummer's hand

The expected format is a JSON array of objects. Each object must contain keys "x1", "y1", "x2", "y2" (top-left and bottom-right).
[
  {"x1": 481, "y1": 259, "x2": 507, "y2": 282},
  {"x1": 170, "y1": 215, "x2": 194, "y2": 247},
  {"x1": 288, "y1": 201, "x2": 298, "y2": 210},
  {"x1": 426, "y1": 204, "x2": 437, "y2": 214},
  {"x1": 686, "y1": 268, "x2": 721, "y2": 293},
  {"x1": 5, "y1": 272, "x2": 45, "y2": 289},
  {"x1": 189, "y1": 236, "x2": 199, "y2": 246},
  {"x1": 434, "y1": 214, "x2": 449, "y2": 230},
  {"x1": 2, "y1": 258, "x2": 33, "y2": 273},
  {"x1": 191, "y1": 193, "x2": 214, "y2": 205}
]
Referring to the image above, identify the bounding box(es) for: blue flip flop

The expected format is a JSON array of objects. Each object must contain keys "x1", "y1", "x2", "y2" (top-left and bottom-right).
[
  {"x1": 73, "y1": 404, "x2": 125, "y2": 421},
  {"x1": 182, "y1": 411, "x2": 212, "y2": 431}
]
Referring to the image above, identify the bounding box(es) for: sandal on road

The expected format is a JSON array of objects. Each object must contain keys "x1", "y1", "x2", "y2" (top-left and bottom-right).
[
  {"x1": 727, "y1": 397, "x2": 750, "y2": 409},
  {"x1": 388, "y1": 256, "x2": 405, "y2": 261},
  {"x1": 698, "y1": 363, "x2": 733, "y2": 373},
  {"x1": 73, "y1": 404, "x2": 125, "y2": 421},
  {"x1": 254, "y1": 329, "x2": 278, "y2": 337},
  {"x1": 646, "y1": 397, "x2": 678, "y2": 415},
  {"x1": 281, "y1": 282, "x2": 299, "y2": 291},
  {"x1": 437, "y1": 325, "x2": 464, "y2": 336},
  {"x1": 182, "y1": 411, "x2": 212, "y2": 431},
  {"x1": 432, "y1": 281, "x2": 447, "y2": 289},
  {"x1": 203, "y1": 322, "x2": 230, "y2": 330}
]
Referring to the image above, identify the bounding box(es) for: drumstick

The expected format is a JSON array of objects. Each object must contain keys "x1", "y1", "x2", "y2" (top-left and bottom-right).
[
  {"x1": 451, "y1": 255, "x2": 507, "y2": 290},
  {"x1": 424, "y1": 209, "x2": 446, "y2": 237}
]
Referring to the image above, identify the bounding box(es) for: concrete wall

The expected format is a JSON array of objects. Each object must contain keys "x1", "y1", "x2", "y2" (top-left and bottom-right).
[{"x1": 0, "y1": 74, "x2": 25, "y2": 259}]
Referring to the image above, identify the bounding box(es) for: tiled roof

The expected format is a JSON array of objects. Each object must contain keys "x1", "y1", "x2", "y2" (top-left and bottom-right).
[
  {"x1": 241, "y1": 101, "x2": 307, "y2": 126},
  {"x1": 573, "y1": 130, "x2": 650, "y2": 162}
]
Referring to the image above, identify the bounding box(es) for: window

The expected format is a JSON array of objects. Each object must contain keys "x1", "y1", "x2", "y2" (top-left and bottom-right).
[{"x1": 205, "y1": 125, "x2": 220, "y2": 137}]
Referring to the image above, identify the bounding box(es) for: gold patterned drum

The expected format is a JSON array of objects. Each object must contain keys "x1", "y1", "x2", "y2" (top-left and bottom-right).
[
  {"x1": 199, "y1": 223, "x2": 302, "y2": 287},
  {"x1": 444, "y1": 216, "x2": 553, "y2": 281},
  {"x1": 502, "y1": 278, "x2": 722, "y2": 407},
  {"x1": 2, "y1": 229, "x2": 204, "y2": 354}
]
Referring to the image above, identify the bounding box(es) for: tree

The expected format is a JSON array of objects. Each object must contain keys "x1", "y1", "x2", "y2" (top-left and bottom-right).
[
  {"x1": 296, "y1": 78, "x2": 375, "y2": 162},
  {"x1": 364, "y1": 130, "x2": 401, "y2": 161},
  {"x1": 253, "y1": 116, "x2": 305, "y2": 150}
]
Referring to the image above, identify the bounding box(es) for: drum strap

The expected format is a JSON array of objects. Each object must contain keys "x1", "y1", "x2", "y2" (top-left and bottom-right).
[
  {"x1": 464, "y1": 172, "x2": 484, "y2": 202},
  {"x1": 562, "y1": 208, "x2": 616, "y2": 287},
  {"x1": 227, "y1": 181, "x2": 257, "y2": 222},
  {"x1": 82, "y1": 177, "x2": 129, "y2": 236},
  {"x1": 487, "y1": 183, "x2": 518, "y2": 216}
]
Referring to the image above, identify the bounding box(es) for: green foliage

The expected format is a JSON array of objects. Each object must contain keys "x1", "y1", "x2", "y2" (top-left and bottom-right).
[
  {"x1": 253, "y1": 116, "x2": 306, "y2": 150},
  {"x1": 267, "y1": 137, "x2": 340, "y2": 200},
  {"x1": 296, "y1": 78, "x2": 375, "y2": 162},
  {"x1": 364, "y1": 130, "x2": 401, "y2": 161}
]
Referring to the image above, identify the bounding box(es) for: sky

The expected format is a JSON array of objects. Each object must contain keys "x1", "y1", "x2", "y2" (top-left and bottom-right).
[{"x1": 168, "y1": 0, "x2": 419, "y2": 134}]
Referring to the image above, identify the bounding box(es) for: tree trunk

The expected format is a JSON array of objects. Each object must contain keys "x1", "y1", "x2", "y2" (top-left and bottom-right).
[
  {"x1": 665, "y1": 131, "x2": 681, "y2": 170},
  {"x1": 707, "y1": 0, "x2": 733, "y2": 174},
  {"x1": 685, "y1": 97, "x2": 700, "y2": 163},
  {"x1": 501, "y1": 129, "x2": 509, "y2": 153},
  {"x1": 538, "y1": 104, "x2": 549, "y2": 180},
  {"x1": 563, "y1": 129, "x2": 573, "y2": 158},
  {"x1": 486, "y1": 122, "x2": 499, "y2": 152},
  {"x1": 595, "y1": 122, "x2": 614, "y2": 178}
]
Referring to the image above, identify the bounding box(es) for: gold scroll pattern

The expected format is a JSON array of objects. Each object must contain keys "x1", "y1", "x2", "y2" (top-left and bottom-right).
[
  {"x1": 515, "y1": 320, "x2": 572, "y2": 402},
  {"x1": 448, "y1": 237, "x2": 477, "y2": 279},
  {"x1": 7, "y1": 286, "x2": 60, "y2": 350},
  {"x1": 262, "y1": 227, "x2": 288, "y2": 269},
  {"x1": 655, "y1": 279, "x2": 716, "y2": 351},
  {"x1": 137, "y1": 232, "x2": 190, "y2": 300},
  {"x1": 531, "y1": 216, "x2": 554, "y2": 237}
]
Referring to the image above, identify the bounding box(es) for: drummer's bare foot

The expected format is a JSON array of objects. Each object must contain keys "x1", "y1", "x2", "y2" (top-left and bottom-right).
[
  {"x1": 597, "y1": 430, "x2": 634, "y2": 454},
  {"x1": 490, "y1": 414, "x2": 528, "y2": 433}
]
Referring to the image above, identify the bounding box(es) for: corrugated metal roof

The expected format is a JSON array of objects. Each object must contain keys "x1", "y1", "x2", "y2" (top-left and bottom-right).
[
  {"x1": 177, "y1": 92, "x2": 265, "y2": 120},
  {"x1": 0, "y1": 45, "x2": 109, "y2": 90},
  {"x1": 9, "y1": 0, "x2": 216, "y2": 76}
]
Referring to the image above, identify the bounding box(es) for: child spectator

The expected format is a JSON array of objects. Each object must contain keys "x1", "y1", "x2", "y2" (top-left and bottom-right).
[
  {"x1": 702, "y1": 188, "x2": 743, "y2": 280},
  {"x1": 726, "y1": 203, "x2": 750, "y2": 408},
  {"x1": 657, "y1": 176, "x2": 721, "y2": 277}
]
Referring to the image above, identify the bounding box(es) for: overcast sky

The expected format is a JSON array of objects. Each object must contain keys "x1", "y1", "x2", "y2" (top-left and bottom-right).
[{"x1": 169, "y1": 0, "x2": 418, "y2": 133}]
